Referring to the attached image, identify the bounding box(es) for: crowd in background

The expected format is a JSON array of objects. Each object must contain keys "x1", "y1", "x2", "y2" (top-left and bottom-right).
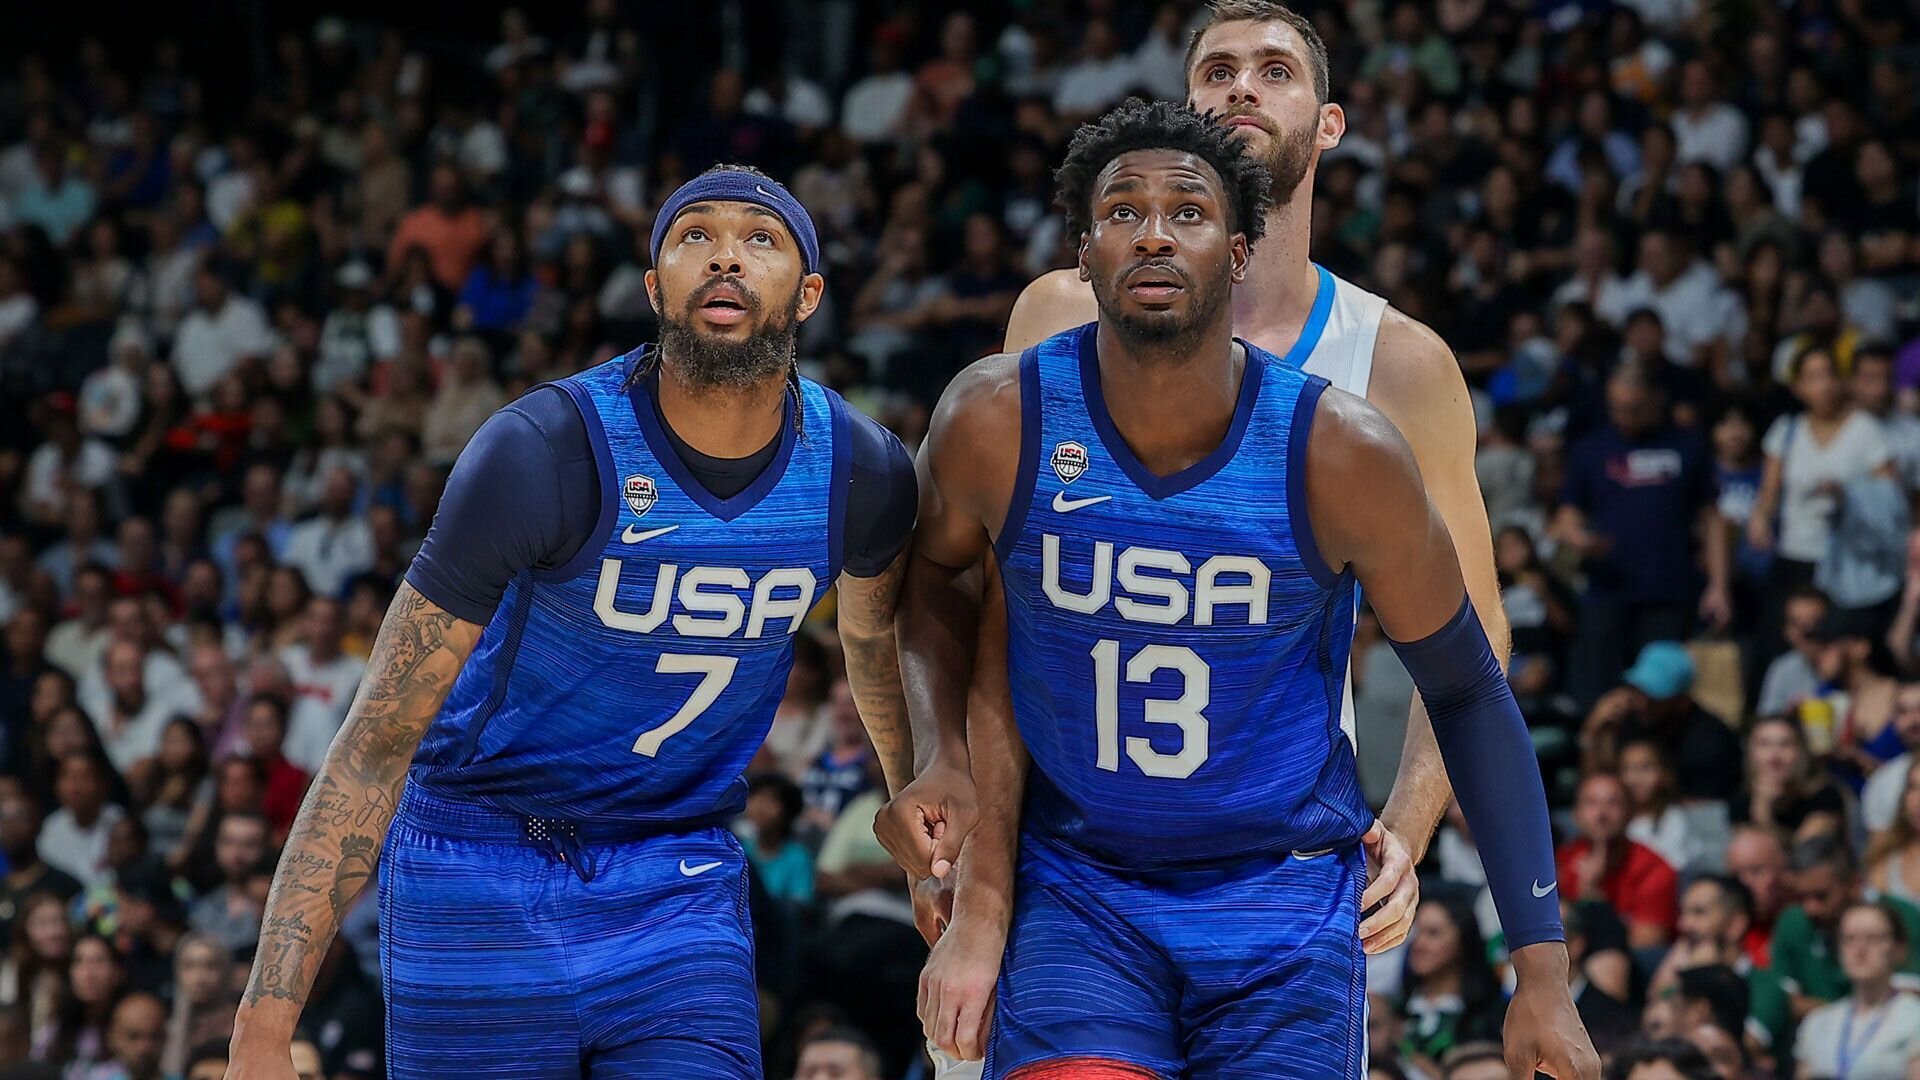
[{"x1": 0, "y1": 0, "x2": 1918, "y2": 1077}]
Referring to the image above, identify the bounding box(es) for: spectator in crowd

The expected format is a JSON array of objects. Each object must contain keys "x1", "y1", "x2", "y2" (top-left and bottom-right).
[
  {"x1": 169, "y1": 266, "x2": 275, "y2": 401},
  {"x1": 45, "y1": 934, "x2": 126, "y2": 1071},
  {"x1": 233, "y1": 695, "x2": 307, "y2": 839},
  {"x1": 1558, "y1": 771, "x2": 1680, "y2": 949},
  {"x1": 1555, "y1": 363, "x2": 1728, "y2": 708},
  {"x1": 737, "y1": 774, "x2": 813, "y2": 910},
  {"x1": 281, "y1": 470, "x2": 375, "y2": 601},
  {"x1": 1863, "y1": 683, "x2": 1920, "y2": 833},
  {"x1": 793, "y1": 1025, "x2": 883, "y2": 1080},
  {"x1": 0, "y1": 892, "x2": 73, "y2": 1045},
  {"x1": 158, "y1": 935, "x2": 229, "y2": 1078},
  {"x1": 384, "y1": 165, "x2": 490, "y2": 292},
  {"x1": 276, "y1": 598, "x2": 362, "y2": 773},
  {"x1": 0, "y1": 793, "x2": 82, "y2": 941},
  {"x1": 418, "y1": 336, "x2": 504, "y2": 467},
  {"x1": 1732, "y1": 716, "x2": 1845, "y2": 841},
  {"x1": 1724, "y1": 825, "x2": 1792, "y2": 966},
  {"x1": 1865, "y1": 758, "x2": 1920, "y2": 906},
  {"x1": 1602, "y1": 1038, "x2": 1716, "y2": 1080},
  {"x1": 1792, "y1": 902, "x2": 1920, "y2": 1080},
  {"x1": 87, "y1": 641, "x2": 170, "y2": 777},
  {"x1": 182, "y1": 1040, "x2": 228, "y2": 1080},
  {"x1": 1581, "y1": 642, "x2": 1744, "y2": 804},
  {"x1": 1618, "y1": 737, "x2": 1694, "y2": 871},
  {"x1": 1438, "y1": 1042, "x2": 1508, "y2": 1080},
  {"x1": 1646, "y1": 875, "x2": 1794, "y2": 1054},
  {"x1": 798, "y1": 681, "x2": 874, "y2": 835},
  {"x1": 38, "y1": 754, "x2": 124, "y2": 890},
  {"x1": 314, "y1": 263, "x2": 400, "y2": 395},
  {"x1": 1563, "y1": 905, "x2": 1636, "y2": 1055},
  {"x1": 88, "y1": 991, "x2": 166, "y2": 1080},
  {"x1": 184, "y1": 812, "x2": 267, "y2": 953},
  {"x1": 1756, "y1": 586, "x2": 1830, "y2": 718},
  {"x1": 130, "y1": 718, "x2": 208, "y2": 860},
  {"x1": 760, "y1": 634, "x2": 831, "y2": 781},
  {"x1": 1771, "y1": 835, "x2": 1920, "y2": 1018},
  {"x1": 1397, "y1": 895, "x2": 1506, "y2": 1078}
]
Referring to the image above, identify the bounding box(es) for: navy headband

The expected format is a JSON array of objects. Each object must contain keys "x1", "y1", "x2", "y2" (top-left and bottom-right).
[{"x1": 649, "y1": 170, "x2": 820, "y2": 275}]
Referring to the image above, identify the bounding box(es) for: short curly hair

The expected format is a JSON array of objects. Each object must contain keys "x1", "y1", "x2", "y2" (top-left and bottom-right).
[{"x1": 1053, "y1": 98, "x2": 1272, "y2": 250}]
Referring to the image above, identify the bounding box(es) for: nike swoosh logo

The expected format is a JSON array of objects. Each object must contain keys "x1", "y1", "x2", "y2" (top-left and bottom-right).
[
  {"x1": 1291, "y1": 847, "x2": 1334, "y2": 860},
  {"x1": 755, "y1": 185, "x2": 776, "y2": 200},
  {"x1": 1052, "y1": 492, "x2": 1112, "y2": 513},
  {"x1": 622, "y1": 524, "x2": 679, "y2": 544},
  {"x1": 679, "y1": 859, "x2": 724, "y2": 877},
  {"x1": 1532, "y1": 879, "x2": 1557, "y2": 898}
]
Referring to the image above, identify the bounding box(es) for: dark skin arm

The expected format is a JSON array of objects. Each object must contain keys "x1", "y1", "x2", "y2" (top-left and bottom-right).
[
  {"x1": 1308, "y1": 387, "x2": 1600, "y2": 1080},
  {"x1": 228, "y1": 584, "x2": 481, "y2": 1079},
  {"x1": 836, "y1": 550, "x2": 916, "y2": 797}
]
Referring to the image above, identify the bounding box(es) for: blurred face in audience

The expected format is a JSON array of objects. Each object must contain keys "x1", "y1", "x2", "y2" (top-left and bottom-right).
[
  {"x1": 1605, "y1": 370, "x2": 1661, "y2": 439},
  {"x1": 1726, "y1": 830, "x2": 1788, "y2": 918},
  {"x1": 175, "y1": 938, "x2": 226, "y2": 1006},
  {"x1": 1574, "y1": 774, "x2": 1629, "y2": 843},
  {"x1": 1901, "y1": 760, "x2": 1920, "y2": 834},
  {"x1": 1686, "y1": 1024, "x2": 1742, "y2": 1080},
  {"x1": 70, "y1": 938, "x2": 122, "y2": 1005},
  {"x1": 1838, "y1": 905, "x2": 1903, "y2": 986},
  {"x1": 1793, "y1": 350, "x2": 1844, "y2": 417},
  {"x1": 29, "y1": 670, "x2": 69, "y2": 724},
  {"x1": 1792, "y1": 862, "x2": 1853, "y2": 928},
  {"x1": 1711, "y1": 407, "x2": 1754, "y2": 465},
  {"x1": 1185, "y1": 16, "x2": 1333, "y2": 201},
  {"x1": 187, "y1": 1060, "x2": 226, "y2": 1080},
  {"x1": 1746, "y1": 719, "x2": 1803, "y2": 790},
  {"x1": 1782, "y1": 595, "x2": 1828, "y2": 660},
  {"x1": 55, "y1": 756, "x2": 105, "y2": 819},
  {"x1": 1618, "y1": 742, "x2": 1669, "y2": 813},
  {"x1": 189, "y1": 645, "x2": 235, "y2": 708},
  {"x1": 106, "y1": 640, "x2": 146, "y2": 707},
  {"x1": 1677, "y1": 880, "x2": 1739, "y2": 947},
  {"x1": 1850, "y1": 355, "x2": 1895, "y2": 415},
  {"x1": 108, "y1": 995, "x2": 165, "y2": 1075},
  {"x1": 1892, "y1": 685, "x2": 1920, "y2": 751},
  {"x1": 215, "y1": 816, "x2": 267, "y2": 883},
  {"x1": 795, "y1": 1039, "x2": 876, "y2": 1080},
  {"x1": 1406, "y1": 902, "x2": 1462, "y2": 981},
  {"x1": 0, "y1": 793, "x2": 40, "y2": 859},
  {"x1": 47, "y1": 707, "x2": 93, "y2": 762},
  {"x1": 243, "y1": 701, "x2": 288, "y2": 760},
  {"x1": 217, "y1": 760, "x2": 263, "y2": 814},
  {"x1": 25, "y1": 897, "x2": 72, "y2": 963},
  {"x1": 1446, "y1": 1059, "x2": 1509, "y2": 1080}
]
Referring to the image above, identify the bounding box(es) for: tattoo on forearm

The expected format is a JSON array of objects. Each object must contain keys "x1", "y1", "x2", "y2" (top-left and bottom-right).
[
  {"x1": 241, "y1": 585, "x2": 477, "y2": 1012},
  {"x1": 840, "y1": 558, "x2": 915, "y2": 790}
]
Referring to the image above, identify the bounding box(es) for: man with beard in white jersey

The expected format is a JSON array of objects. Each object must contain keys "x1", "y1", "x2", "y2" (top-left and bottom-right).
[{"x1": 875, "y1": 2, "x2": 1555, "y2": 1072}]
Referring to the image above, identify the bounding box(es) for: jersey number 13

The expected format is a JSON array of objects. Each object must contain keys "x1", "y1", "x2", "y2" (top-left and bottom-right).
[{"x1": 1091, "y1": 639, "x2": 1210, "y2": 779}]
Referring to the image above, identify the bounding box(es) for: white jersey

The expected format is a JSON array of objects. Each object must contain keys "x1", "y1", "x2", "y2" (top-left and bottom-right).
[{"x1": 1294, "y1": 268, "x2": 1390, "y2": 752}]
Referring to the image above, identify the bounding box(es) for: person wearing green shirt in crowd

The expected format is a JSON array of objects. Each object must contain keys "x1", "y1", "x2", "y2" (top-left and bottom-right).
[
  {"x1": 1769, "y1": 834, "x2": 1920, "y2": 1021},
  {"x1": 1648, "y1": 875, "x2": 1795, "y2": 1062},
  {"x1": 737, "y1": 773, "x2": 815, "y2": 909}
]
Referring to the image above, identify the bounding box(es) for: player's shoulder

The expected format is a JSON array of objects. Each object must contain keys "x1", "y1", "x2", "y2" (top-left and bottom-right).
[
  {"x1": 1366, "y1": 306, "x2": 1465, "y2": 405},
  {"x1": 926, "y1": 352, "x2": 1025, "y2": 468},
  {"x1": 1005, "y1": 268, "x2": 1097, "y2": 353},
  {"x1": 1310, "y1": 383, "x2": 1412, "y2": 467}
]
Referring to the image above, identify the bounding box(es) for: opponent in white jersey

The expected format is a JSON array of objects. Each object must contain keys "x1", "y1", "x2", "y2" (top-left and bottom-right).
[{"x1": 875, "y1": 1, "x2": 1555, "y2": 1069}]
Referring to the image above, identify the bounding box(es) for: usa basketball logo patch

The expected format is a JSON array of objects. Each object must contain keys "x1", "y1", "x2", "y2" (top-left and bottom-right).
[
  {"x1": 1051, "y1": 441, "x2": 1089, "y2": 484},
  {"x1": 623, "y1": 474, "x2": 658, "y2": 516}
]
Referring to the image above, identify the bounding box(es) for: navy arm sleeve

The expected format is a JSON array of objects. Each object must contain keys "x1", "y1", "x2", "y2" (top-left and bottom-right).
[
  {"x1": 840, "y1": 409, "x2": 917, "y2": 578},
  {"x1": 1388, "y1": 596, "x2": 1565, "y2": 951},
  {"x1": 404, "y1": 387, "x2": 599, "y2": 624}
]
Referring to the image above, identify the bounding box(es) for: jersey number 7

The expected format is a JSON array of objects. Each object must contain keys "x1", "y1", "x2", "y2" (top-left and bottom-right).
[{"x1": 631, "y1": 654, "x2": 738, "y2": 756}]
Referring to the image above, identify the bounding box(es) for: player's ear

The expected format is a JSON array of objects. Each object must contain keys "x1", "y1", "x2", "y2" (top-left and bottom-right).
[
  {"x1": 1318, "y1": 102, "x2": 1346, "y2": 151},
  {"x1": 1076, "y1": 234, "x2": 1092, "y2": 282},
  {"x1": 1229, "y1": 232, "x2": 1250, "y2": 285},
  {"x1": 795, "y1": 272, "x2": 826, "y2": 323},
  {"x1": 643, "y1": 268, "x2": 659, "y2": 314}
]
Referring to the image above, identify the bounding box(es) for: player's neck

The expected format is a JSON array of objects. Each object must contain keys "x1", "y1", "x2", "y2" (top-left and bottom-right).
[
  {"x1": 1231, "y1": 187, "x2": 1320, "y2": 339},
  {"x1": 653, "y1": 363, "x2": 789, "y2": 459},
  {"x1": 1092, "y1": 319, "x2": 1242, "y2": 474}
]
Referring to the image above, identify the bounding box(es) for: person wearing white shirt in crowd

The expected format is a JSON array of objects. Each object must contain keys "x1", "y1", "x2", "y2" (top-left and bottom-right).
[
  {"x1": 78, "y1": 322, "x2": 152, "y2": 443},
  {"x1": 77, "y1": 596, "x2": 189, "y2": 724},
  {"x1": 1863, "y1": 686, "x2": 1920, "y2": 834},
  {"x1": 314, "y1": 261, "x2": 400, "y2": 395},
  {"x1": 277, "y1": 598, "x2": 366, "y2": 773},
  {"x1": 744, "y1": 66, "x2": 834, "y2": 132},
  {"x1": 1553, "y1": 227, "x2": 1631, "y2": 323},
  {"x1": 88, "y1": 640, "x2": 177, "y2": 776},
  {"x1": 839, "y1": 32, "x2": 914, "y2": 144},
  {"x1": 20, "y1": 406, "x2": 118, "y2": 531},
  {"x1": 129, "y1": 214, "x2": 202, "y2": 344},
  {"x1": 1669, "y1": 59, "x2": 1747, "y2": 173},
  {"x1": 1757, "y1": 586, "x2": 1830, "y2": 719},
  {"x1": 1822, "y1": 235, "x2": 1900, "y2": 348},
  {"x1": 170, "y1": 266, "x2": 275, "y2": 400},
  {"x1": 1607, "y1": 227, "x2": 1746, "y2": 369},
  {"x1": 44, "y1": 564, "x2": 115, "y2": 680},
  {"x1": 1849, "y1": 347, "x2": 1920, "y2": 497},
  {"x1": 281, "y1": 468, "x2": 375, "y2": 599},
  {"x1": 1752, "y1": 349, "x2": 1893, "y2": 578},
  {"x1": 37, "y1": 752, "x2": 126, "y2": 890},
  {"x1": 1052, "y1": 19, "x2": 1139, "y2": 123},
  {"x1": 1794, "y1": 901, "x2": 1920, "y2": 1080}
]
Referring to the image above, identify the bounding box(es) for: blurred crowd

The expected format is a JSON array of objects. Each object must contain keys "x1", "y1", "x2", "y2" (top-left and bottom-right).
[{"x1": 0, "y1": 0, "x2": 1918, "y2": 1077}]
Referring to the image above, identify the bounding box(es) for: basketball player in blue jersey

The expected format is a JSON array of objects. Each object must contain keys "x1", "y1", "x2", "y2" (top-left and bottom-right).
[
  {"x1": 225, "y1": 168, "x2": 919, "y2": 1079},
  {"x1": 896, "y1": 100, "x2": 1599, "y2": 1079}
]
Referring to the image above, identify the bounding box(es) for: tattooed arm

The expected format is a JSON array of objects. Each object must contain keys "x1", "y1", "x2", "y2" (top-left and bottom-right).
[
  {"x1": 228, "y1": 583, "x2": 481, "y2": 1074},
  {"x1": 837, "y1": 550, "x2": 914, "y2": 797}
]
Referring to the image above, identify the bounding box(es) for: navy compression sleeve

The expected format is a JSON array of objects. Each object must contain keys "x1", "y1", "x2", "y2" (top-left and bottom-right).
[
  {"x1": 841, "y1": 410, "x2": 917, "y2": 577},
  {"x1": 1388, "y1": 596, "x2": 1565, "y2": 950},
  {"x1": 404, "y1": 388, "x2": 596, "y2": 623}
]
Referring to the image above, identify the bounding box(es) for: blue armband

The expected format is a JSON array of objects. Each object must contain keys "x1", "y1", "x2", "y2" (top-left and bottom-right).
[{"x1": 1388, "y1": 596, "x2": 1564, "y2": 951}]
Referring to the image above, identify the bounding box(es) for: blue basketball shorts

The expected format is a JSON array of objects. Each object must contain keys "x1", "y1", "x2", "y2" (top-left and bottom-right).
[
  {"x1": 985, "y1": 835, "x2": 1367, "y2": 1079},
  {"x1": 379, "y1": 784, "x2": 761, "y2": 1078}
]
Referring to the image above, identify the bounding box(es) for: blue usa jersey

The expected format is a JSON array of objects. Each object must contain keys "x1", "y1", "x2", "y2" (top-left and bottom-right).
[
  {"x1": 410, "y1": 351, "x2": 849, "y2": 824},
  {"x1": 995, "y1": 323, "x2": 1368, "y2": 869}
]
